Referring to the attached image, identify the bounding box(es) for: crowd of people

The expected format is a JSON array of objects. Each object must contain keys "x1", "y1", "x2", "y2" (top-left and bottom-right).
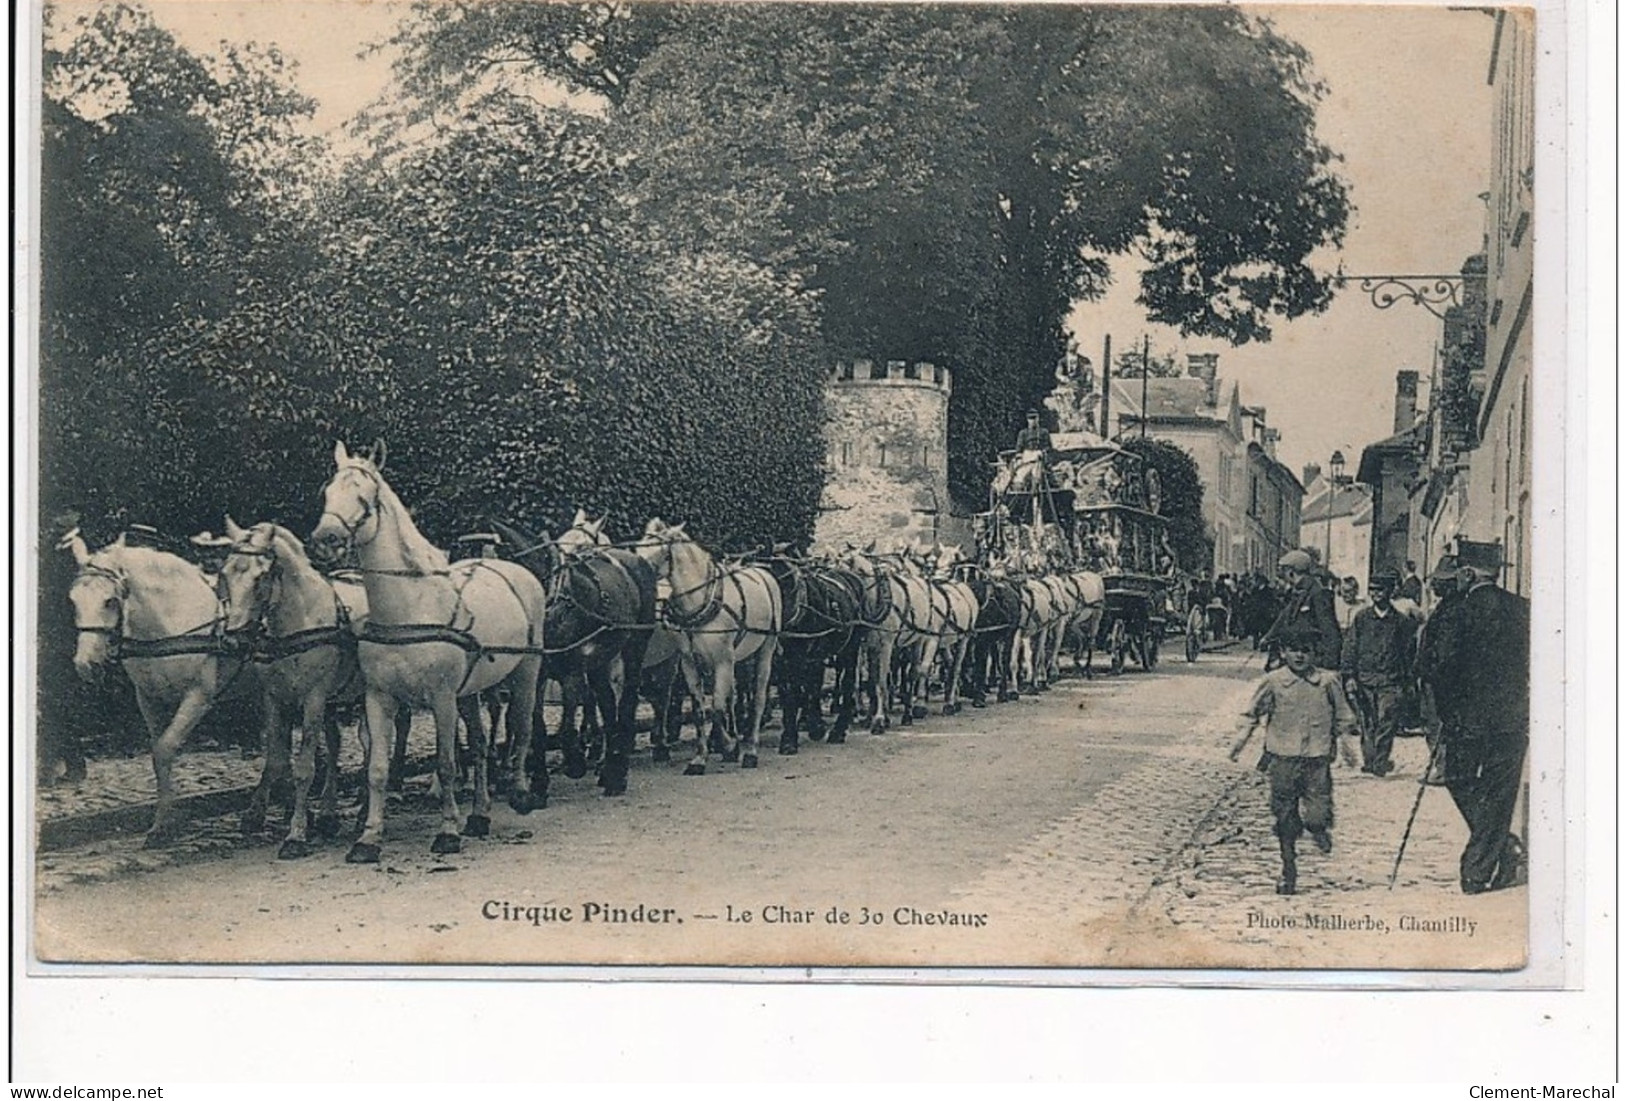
[{"x1": 1228, "y1": 543, "x2": 1530, "y2": 899}]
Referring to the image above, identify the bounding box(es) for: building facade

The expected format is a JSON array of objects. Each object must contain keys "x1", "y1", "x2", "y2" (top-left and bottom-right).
[
  {"x1": 1463, "y1": 9, "x2": 1535, "y2": 595},
  {"x1": 1300, "y1": 468, "x2": 1374, "y2": 588},
  {"x1": 1110, "y1": 354, "x2": 1302, "y2": 576}
]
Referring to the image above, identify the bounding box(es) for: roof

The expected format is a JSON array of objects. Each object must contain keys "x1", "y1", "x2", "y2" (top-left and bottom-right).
[
  {"x1": 1109, "y1": 377, "x2": 1238, "y2": 421},
  {"x1": 1355, "y1": 425, "x2": 1425, "y2": 485},
  {"x1": 1300, "y1": 480, "x2": 1374, "y2": 525}
]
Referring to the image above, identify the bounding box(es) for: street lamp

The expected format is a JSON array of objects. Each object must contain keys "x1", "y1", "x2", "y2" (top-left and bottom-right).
[{"x1": 1324, "y1": 449, "x2": 1345, "y2": 569}]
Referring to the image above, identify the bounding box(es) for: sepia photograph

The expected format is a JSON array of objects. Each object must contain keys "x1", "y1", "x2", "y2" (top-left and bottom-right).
[{"x1": 21, "y1": 0, "x2": 1557, "y2": 985}]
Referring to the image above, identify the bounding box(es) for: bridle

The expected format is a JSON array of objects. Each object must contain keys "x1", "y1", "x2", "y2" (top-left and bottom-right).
[
  {"x1": 319, "y1": 463, "x2": 383, "y2": 548},
  {"x1": 642, "y1": 531, "x2": 725, "y2": 630},
  {"x1": 68, "y1": 564, "x2": 127, "y2": 644}
]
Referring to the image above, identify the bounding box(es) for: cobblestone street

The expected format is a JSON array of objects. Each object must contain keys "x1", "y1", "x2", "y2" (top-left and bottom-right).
[{"x1": 30, "y1": 648, "x2": 1524, "y2": 971}]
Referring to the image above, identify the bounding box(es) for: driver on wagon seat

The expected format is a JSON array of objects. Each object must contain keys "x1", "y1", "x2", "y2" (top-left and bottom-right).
[{"x1": 1014, "y1": 409, "x2": 1054, "y2": 458}]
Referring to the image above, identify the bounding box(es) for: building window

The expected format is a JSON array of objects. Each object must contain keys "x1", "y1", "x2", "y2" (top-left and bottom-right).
[
  {"x1": 840, "y1": 442, "x2": 852, "y2": 466},
  {"x1": 878, "y1": 442, "x2": 888, "y2": 469}
]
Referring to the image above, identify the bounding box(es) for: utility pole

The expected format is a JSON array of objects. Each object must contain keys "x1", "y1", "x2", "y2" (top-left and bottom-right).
[
  {"x1": 1140, "y1": 333, "x2": 1151, "y2": 440},
  {"x1": 1099, "y1": 333, "x2": 1112, "y2": 438}
]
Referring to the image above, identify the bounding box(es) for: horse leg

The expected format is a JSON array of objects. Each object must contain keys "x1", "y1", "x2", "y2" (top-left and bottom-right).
[
  {"x1": 681, "y1": 656, "x2": 711, "y2": 776},
  {"x1": 505, "y1": 656, "x2": 544, "y2": 816},
  {"x1": 457, "y1": 695, "x2": 492, "y2": 838},
  {"x1": 429, "y1": 690, "x2": 464, "y2": 854},
  {"x1": 347, "y1": 690, "x2": 397, "y2": 863},
  {"x1": 141, "y1": 687, "x2": 212, "y2": 848},
  {"x1": 387, "y1": 707, "x2": 410, "y2": 793},
  {"x1": 828, "y1": 645, "x2": 855, "y2": 743},
  {"x1": 716, "y1": 657, "x2": 742, "y2": 763},
  {"x1": 560, "y1": 673, "x2": 589, "y2": 781},
  {"x1": 314, "y1": 711, "x2": 343, "y2": 839},
  {"x1": 778, "y1": 649, "x2": 802, "y2": 756},
  {"x1": 945, "y1": 638, "x2": 968, "y2": 716},
  {"x1": 278, "y1": 691, "x2": 327, "y2": 859},
  {"x1": 242, "y1": 695, "x2": 286, "y2": 836},
  {"x1": 588, "y1": 664, "x2": 620, "y2": 793},
  {"x1": 742, "y1": 641, "x2": 775, "y2": 769}
]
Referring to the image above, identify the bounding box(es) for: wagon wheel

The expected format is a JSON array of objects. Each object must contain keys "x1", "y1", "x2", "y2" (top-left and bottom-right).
[{"x1": 1107, "y1": 618, "x2": 1128, "y2": 676}]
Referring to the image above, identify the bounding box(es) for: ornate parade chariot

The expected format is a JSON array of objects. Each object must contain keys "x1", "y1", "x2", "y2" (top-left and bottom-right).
[{"x1": 977, "y1": 370, "x2": 1179, "y2": 674}]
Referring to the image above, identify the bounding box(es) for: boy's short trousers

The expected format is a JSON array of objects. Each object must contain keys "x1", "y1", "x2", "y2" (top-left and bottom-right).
[{"x1": 1259, "y1": 752, "x2": 1334, "y2": 837}]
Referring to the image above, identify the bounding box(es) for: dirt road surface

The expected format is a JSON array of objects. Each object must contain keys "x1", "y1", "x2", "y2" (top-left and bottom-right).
[{"x1": 32, "y1": 648, "x2": 1523, "y2": 970}]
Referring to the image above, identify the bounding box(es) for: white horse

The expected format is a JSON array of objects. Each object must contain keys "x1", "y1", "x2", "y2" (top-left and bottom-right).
[
  {"x1": 219, "y1": 518, "x2": 367, "y2": 859},
  {"x1": 60, "y1": 529, "x2": 251, "y2": 846},
  {"x1": 310, "y1": 440, "x2": 548, "y2": 862},
  {"x1": 925, "y1": 545, "x2": 981, "y2": 716},
  {"x1": 634, "y1": 519, "x2": 781, "y2": 774}
]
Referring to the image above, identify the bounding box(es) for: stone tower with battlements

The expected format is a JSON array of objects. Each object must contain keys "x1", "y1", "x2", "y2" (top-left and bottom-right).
[{"x1": 814, "y1": 359, "x2": 953, "y2": 552}]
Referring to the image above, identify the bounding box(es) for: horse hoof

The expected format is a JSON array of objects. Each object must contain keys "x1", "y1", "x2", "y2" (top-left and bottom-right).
[
  {"x1": 345, "y1": 842, "x2": 381, "y2": 864},
  {"x1": 870, "y1": 723, "x2": 885, "y2": 736},
  {"x1": 277, "y1": 839, "x2": 312, "y2": 861},
  {"x1": 828, "y1": 732, "x2": 847, "y2": 745},
  {"x1": 312, "y1": 815, "x2": 341, "y2": 840},
  {"x1": 430, "y1": 833, "x2": 462, "y2": 855},
  {"x1": 508, "y1": 789, "x2": 542, "y2": 816},
  {"x1": 778, "y1": 742, "x2": 798, "y2": 756},
  {"x1": 942, "y1": 704, "x2": 956, "y2": 717},
  {"x1": 807, "y1": 728, "x2": 826, "y2": 743},
  {"x1": 742, "y1": 753, "x2": 759, "y2": 769},
  {"x1": 684, "y1": 762, "x2": 706, "y2": 777},
  {"x1": 464, "y1": 814, "x2": 490, "y2": 838},
  {"x1": 652, "y1": 745, "x2": 671, "y2": 763},
  {"x1": 563, "y1": 758, "x2": 588, "y2": 781},
  {"x1": 900, "y1": 713, "x2": 913, "y2": 727},
  {"x1": 601, "y1": 776, "x2": 627, "y2": 797},
  {"x1": 911, "y1": 705, "x2": 928, "y2": 720},
  {"x1": 721, "y1": 746, "x2": 740, "y2": 763}
]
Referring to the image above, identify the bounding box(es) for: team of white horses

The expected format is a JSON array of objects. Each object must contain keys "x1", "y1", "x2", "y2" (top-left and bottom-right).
[{"x1": 60, "y1": 441, "x2": 1106, "y2": 863}]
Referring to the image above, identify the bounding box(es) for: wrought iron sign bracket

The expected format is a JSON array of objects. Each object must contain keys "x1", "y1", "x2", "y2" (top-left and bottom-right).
[{"x1": 1335, "y1": 274, "x2": 1484, "y2": 321}]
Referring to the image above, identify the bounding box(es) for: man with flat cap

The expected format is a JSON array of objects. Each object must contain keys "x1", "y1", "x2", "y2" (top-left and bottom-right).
[
  {"x1": 1424, "y1": 542, "x2": 1529, "y2": 894},
  {"x1": 1014, "y1": 408, "x2": 1054, "y2": 456},
  {"x1": 1263, "y1": 548, "x2": 1343, "y2": 673},
  {"x1": 1340, "y1": 568, "x2": 1417, "y2": 777}
]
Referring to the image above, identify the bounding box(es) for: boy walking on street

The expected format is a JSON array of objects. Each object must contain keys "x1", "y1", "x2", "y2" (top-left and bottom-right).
[{"x1": 1231, "y1": 626, "x2": 1361, "y2": 895}]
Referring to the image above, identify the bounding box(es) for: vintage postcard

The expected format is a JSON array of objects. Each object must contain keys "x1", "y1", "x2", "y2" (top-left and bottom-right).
[{"x1": 22, "y1": 0, "x2": 1557, "y2": 981}]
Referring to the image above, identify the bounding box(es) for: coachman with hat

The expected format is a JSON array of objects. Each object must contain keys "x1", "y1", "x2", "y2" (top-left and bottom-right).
[
  {"x1": 1420, "y1": 541, "x2": 1529, "y2": 894},
  {"x1": 1014, "y1": 408, "x2": 1054, "y2": 456}
]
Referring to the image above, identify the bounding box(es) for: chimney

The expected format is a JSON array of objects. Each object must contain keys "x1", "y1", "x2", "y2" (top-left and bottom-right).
[
  {"x1": 1251, "y1": 406, "x2": 1268, "y2": 443},
  {"x1": 1395, "y1": 370, "x2": 1420, "y2": 433},
  {"x1": 1263, "y1": 427, "x2": 1280, "y2": 460},
  {"x1": 1187, "y1": 352, "x2": 1220, "y2": 406},
  {"x1": 1302, "y1": 462, "x2": 1322, "y2": 489}
]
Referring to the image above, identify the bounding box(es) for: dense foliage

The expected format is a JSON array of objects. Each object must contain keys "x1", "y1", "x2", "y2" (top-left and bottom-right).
[
  {"x1": 40, "y1": 1, "x2": 1347, "y2": 544},
  {"x1": 1120, "y1": 437, "x2": 1213, "y2": 573}
]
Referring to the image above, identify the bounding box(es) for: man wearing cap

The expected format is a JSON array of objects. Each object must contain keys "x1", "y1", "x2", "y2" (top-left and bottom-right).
[
  {"x1": 1014, "y1": 409, "x2": 1054, "y2": 456},
  {"x1": 1425, "y1": 544, "x2": 1530, "y2": 894},
  {"x1": 1340, "y1": 569, "x2": 1418, "y2": 777},
  {"x1": 1263, "y1": 549, "x2": 1343, "y2": 672}
]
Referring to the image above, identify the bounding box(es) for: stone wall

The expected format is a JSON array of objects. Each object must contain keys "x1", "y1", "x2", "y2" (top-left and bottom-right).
[{"x1": 814, "y1": 360, "x2": 955, "y2": 552}]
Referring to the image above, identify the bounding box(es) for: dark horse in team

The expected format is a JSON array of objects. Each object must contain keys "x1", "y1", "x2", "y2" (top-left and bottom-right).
[
  {"x1": 963, "y1": 567, "x2": 1022, "y2": 706},
  {"x1": 490, "y1": 516, "x2": 657, "y2": 798},
  {"x1": 761, "y1": 552, "x2": 865, "y2": 755}
]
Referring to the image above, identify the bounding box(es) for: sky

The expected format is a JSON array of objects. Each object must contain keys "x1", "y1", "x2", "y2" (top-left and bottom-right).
[{"x1": 72, "y1": 0, "x2": 1500, "y2": 479}]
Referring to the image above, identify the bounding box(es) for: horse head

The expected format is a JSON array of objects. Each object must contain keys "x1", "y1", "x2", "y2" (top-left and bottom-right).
[
  {"x1": 633, "y1": 517, "x2": 688, "y2": 581},
  {"x1": 310, "y1": 439, "x2": 387, "y2": 561},
  {"x1": 220, "y1": 516, "x2": 280, "y2": 635},
  {"x1": 558, "y1": 509, "x2": 610, "y2": 556},
  {"x1": 62, "y1": 533, "x2": 123, "y2": 681}
]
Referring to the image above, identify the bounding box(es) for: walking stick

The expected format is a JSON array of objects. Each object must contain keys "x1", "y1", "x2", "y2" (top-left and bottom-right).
[{"x1": 1389, "y1": 735, "x2": 1446, "y2": 889}]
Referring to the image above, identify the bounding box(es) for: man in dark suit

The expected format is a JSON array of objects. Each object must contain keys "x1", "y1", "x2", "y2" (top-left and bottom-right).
[
  {"x1": 1426, "y1": 542, "x2": 1530, "y2": 894},
  {"x1": 1263, "y1": 549, "x2": 1342, "y2": 672},
  {"x1": 1014, "y1": 409, "x2": 1053, "y2": 455},
  {"x1": 1341, "y1": 569, "x2": 1417, "y2": 777},
  {"x1": 1399, "y1": 559, "x2": 1424, "y2": 604}
]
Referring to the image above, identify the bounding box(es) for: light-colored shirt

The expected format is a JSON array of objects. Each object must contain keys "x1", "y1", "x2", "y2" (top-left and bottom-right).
[{"x1": 1242, "y1": 666, "x2": 1360, "y2": 758}]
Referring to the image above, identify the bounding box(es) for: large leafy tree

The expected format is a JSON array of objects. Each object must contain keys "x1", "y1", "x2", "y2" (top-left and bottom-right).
[
  {"x1": 41, "y1": 3, "x2": 331, "y2": 535},
  {"x1": 375, "y1": 2, "x2": 1349, "y2": 513},
  {"x1": 1120, "y1": 436, "x2": 1212, "y2": 573}
]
